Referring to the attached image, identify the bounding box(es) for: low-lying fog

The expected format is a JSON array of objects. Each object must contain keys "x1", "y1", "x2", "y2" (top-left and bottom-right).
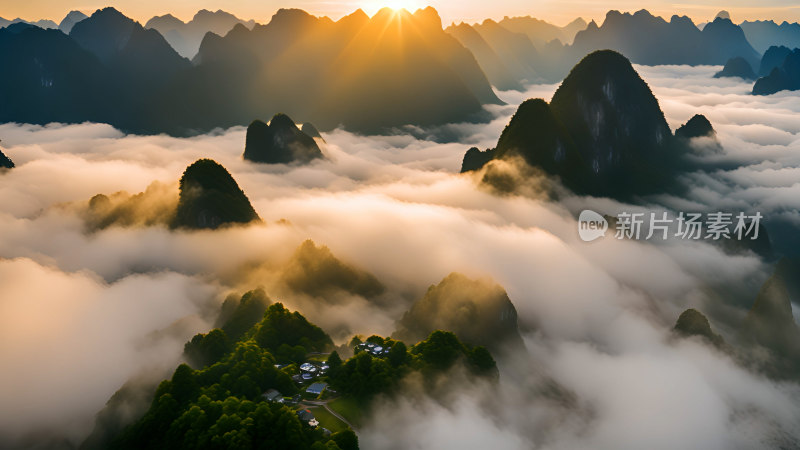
[{"x1": 1, "y1": 65, "x2": 799, "y2": 448}]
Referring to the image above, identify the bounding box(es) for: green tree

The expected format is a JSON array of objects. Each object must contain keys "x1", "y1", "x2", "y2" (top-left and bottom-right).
[
  {"x1": 411, "y1": 330, "x2": 464, "y2": 370},
  {"x1": 171, "y1": 364, "x2": 199, "y2": 405},
  {"x1": 332, "y1": 429, "x2": 359, "y2": 450},
  {"x1": 468, "y1": 346, "x2": 497, "y2": 376},
  {"x1": 254, "y1": 303, "x2": 333, "y2": 353},
  {"x1": 184, "y1": 328, "x2": 231, "y2": 368},
  {"x1": 327, "y1": 351, "x2": 343, "y2": 378},
  {"x1": 388, "y1": 341, "x2": 407, "y2": 367}
]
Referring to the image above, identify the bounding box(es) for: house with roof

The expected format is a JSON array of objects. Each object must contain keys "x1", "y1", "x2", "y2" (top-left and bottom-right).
[
  {"x1": 297, "y1": 409, "x2": 319, "y2": 428},
  {"x1": 262, "y1": 389, "x2": 283, "y2": 403},
  {"x1": 306, "y1": 382, "x2": 327, "y2": 395},
  {"x1": 299, "y1": 362, "x2": 318, "y2": 374},
  {"x1": 356, "y1": 342, "x2": 391, "y2": 356}
]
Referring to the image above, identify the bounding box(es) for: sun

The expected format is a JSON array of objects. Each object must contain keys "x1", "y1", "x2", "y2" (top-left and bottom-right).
[{"x1": 362, "y1": 0, "x2": 423, "y2": 14}]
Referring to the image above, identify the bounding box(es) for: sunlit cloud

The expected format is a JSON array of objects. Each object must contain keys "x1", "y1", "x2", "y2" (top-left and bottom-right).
[{"x1": 1, "y1": 63, "x2": 800, "y2": 447}]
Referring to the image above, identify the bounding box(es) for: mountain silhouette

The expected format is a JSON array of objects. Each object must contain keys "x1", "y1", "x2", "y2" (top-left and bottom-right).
[
  {"x1": 0, "y1": 147, "x2": 14, "y2": 169},
  {"x1": 300, "y1": 122, "x2": 323, "y2": 140},
  {"x1": 58, "y1": 10, "x2": 87, "y2": 34},
  {"x1": 553, "y1": 50, "x2": 676, "y2": 196},
  {"x1": 0, "y1": 24, "x2": 107, "y2": 125},
  {"x1": 393, "y1": 272, "x2": 524, "y2": 352},
  {"x1": 714, "y1": 57, "x2": 757, "y2": 80},
  {"x1": 488, "y1": 98, "x2": 584, "y2": 181},
  {"x1": 447, "y1": 17, "x2": 583, "y2": 84},
  {"x1": 173, "y1": 159, "x2": 260, "y2": 229},
  {"x1": 174, "y1": 6, "x2": 500, "y2": 134},
  {"x1": 571, "y1": 11, "x2": 760, "y2": 69},
  {"x1": 753, "y1": 48, "x2": 800, "y2": 95},
  {"x1": 243, "y1": 113, "x2": 323, "y2": 164},
  {"x1": 454, "y1": 10, "x2": 762, "y2": 87},
  {"x1": 675, "y1": 114, "x2": 724, "y2": 155},
  {"x1": 1, "y1": 7, "x2": 498, "y2": 136},
  {"x1": 497, "y1": 16, "x2": 586, "y2": 47},
  {"x1": 461, "y1": 147, "x2": 496, "y2": 173},
  {"x1": 674, "y1": 309, "x2": 724, "y2": 347},
  {"x1": 65, "y1": 7, "x2": 191, "y2": 131},
  {"x1": 145, "y1": 9, "x2": 255, "y2": 58},
  {"x1": 462, "y1": 50, "x2": 681, "y2": 198},
  {"x1": 744, "y1": 274, "x2": 800, "y2": 357},
  {"x1": 446, "y1": 23, "x2": 524, "y2": 90},
  {"x1": 675, "y1": 114, "x2": 716, "y2": 139},
  {"x1": 703, "y1": 17, "x2": 761, "y2": 68},
  {"x1": 741, "y1": 20, "x2": 800, "y2": 54},
  {"x1": 759, "y1": 45, "x2": 793, "y2": 76},
  {"x1": 70, "y1": 7, "x2": 139, "y2": 63},
  {"x1": 0, "y1": 17, "x2": 57, "y2": 30},
  {"x1": 456, "y1": 19, "x2": 542, "y2": 85}
]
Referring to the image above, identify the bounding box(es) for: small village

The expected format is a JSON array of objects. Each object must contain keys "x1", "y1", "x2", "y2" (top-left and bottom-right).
[{"x1": 260, "y1": 341, "x2": 389, "y2": 434}]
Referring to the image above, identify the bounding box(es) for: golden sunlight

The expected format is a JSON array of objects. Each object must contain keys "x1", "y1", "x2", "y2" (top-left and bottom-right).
[{"x1": 362, "y1": 0, "x2": 424, "y2": 15}]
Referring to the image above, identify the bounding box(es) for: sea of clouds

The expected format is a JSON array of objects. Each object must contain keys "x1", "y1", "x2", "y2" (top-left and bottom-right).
[{"x1": 0, "y1": 65, "x2": 799, "y2": 448}]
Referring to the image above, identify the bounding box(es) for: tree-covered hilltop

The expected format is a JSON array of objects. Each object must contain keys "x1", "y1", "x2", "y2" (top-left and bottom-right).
[
  {"x1": 185, "y1": 293, "x2": 333, "y2": 370},
  {"x1": 112, "y1": 298, "x2": 340, "y2": 449},
  {"x1": 173, "y1": 158, "x2": 260, "y2": 230},
  {"x1": 329, "y1": 332, "x2": 497, "y2": 401},
  {"x1": 112, "y1": 342, "x2": 340, "y2": 449},
  {"x1": 107, "y1": 289, "x2": 497, "y2": 450}
]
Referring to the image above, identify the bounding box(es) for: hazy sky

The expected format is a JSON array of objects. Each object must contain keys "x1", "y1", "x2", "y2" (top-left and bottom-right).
[{"x1": 3, "y1": 0, "x2": 800, "y2": 26}]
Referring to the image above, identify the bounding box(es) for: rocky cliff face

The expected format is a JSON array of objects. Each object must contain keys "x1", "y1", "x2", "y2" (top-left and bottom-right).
[
  {"x1": 753, "y1": 48, "x2": 800, "y2": 95},
  {"x1": 244, "y1": 114, "x2": 323, "y2": 164},
  {"x1": 462, "y1": 50, "x2": 681, "y2": 199}
]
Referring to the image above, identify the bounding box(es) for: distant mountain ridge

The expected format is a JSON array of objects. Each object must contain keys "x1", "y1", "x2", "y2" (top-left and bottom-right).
[
  {"x1": 145, "y1": 9, "x2": 256, "y2": 58},
  {"x1": 447, "y1": 19, "x2": 544, "y2": 87},
  {"x1": 741, "y1": 20, "x2": 800, "y2": 53},
  {"x1": 59, "y1": 10, "x2": 87, "y2": 33},
  {"x1": 449, "y1": 9, "x2": 761, "y2": 85},
  {"x1": 0, "y1": 17, "x2": 57, "y2": 30},
  {"x1": 572, "y1": 11, "x2": 760, "y2": 68},
  {"x1": 0, "y1": 6, "x2": 777, "y2": 133},
  {"x1": 753, "y1": 48, "x2": 800, "y2": 95},
  {"x1": 498, "y1": 16, "x2": 587, "y2": 47},
  {"x1": 0, "y1": 6, "x2": 499, "y2": 136}
]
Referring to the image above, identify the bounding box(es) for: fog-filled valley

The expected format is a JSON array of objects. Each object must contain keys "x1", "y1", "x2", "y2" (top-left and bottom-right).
[
  {"x1": 1, "y1": 64, "x2": 800, "y2": 448},
  {"x1": 3, "y1": 3, "x2": 800, "y2": 450}
]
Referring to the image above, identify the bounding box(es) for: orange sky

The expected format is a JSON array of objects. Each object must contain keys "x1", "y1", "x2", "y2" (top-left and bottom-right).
[{"x1": 2, "y1": 0, "x2": 800, "y2": 26}]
